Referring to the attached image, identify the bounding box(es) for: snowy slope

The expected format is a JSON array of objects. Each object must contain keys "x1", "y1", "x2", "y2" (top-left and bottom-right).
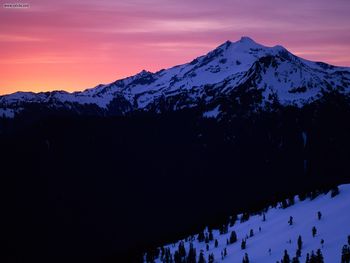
[
  {"x1": 148, "y1": 184, "x2": 350, "y2": 262},
  {"x1": 1, "y1": 37, "x2": 350, "y2": 118}
]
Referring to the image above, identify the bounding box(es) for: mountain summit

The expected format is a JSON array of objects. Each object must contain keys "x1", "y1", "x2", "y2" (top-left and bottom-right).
[{"x1": 1, "y1": 37, "x2": 350, "y2": 119}]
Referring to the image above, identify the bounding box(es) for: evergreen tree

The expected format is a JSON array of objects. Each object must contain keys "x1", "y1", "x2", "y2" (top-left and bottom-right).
[
  {"x1": 305, "y1": 253, "x2": 310, "y2": 263},
  {"x1": 178, "y1": 241, "x2": 186, "y2": 259},
  {"x1": 205, "y1": 234, "x2": 209, "y2": 244},
  {"x1": 229, "y1": 215, "x2": 237, "y2": 227},
  {"x1": 145, "y1": 251, "x2": 154, "y2": 263},
  {"x1": 249, "y1": 229, "x2": 254, "y2": 237},
  {"x1": 331, "y1": 186, "x2": 339, "y2": 197},
  {"x1": 282, "y1": 249, "x2": 290, "y2": 263},
  {"x1": 230, "y1": 231, "x2": 238, "y2": 244},
  {"x1": 155, "y1": 248, "x2": 160, "y2": 259},
  {"x1": 317, "y1": 211, "x2": 322, "y2": 220},
  {"x1": 241, "y1": 239, "x2": 246, "y2": 250},
  {"x1": 310, "y1": 190, "x2": 320, "y2": 200},
  {"x1": 282, "y1": 199, "x2": 288, "y2": 209},
  {"x1": 342, "y1": 245, "x2": 350, "y2": 263},
  {"x1": 214, "y1": 239, "x2": 218, "y2": 248},
  {"x1": 162, "y1": 248, "x2": 166, "y2": 262},
  {"x1": 288, "y1": 196, "x2": 295, "y2": 206},
  {"x1": 160, "y1": 246, "x2": 165, "y2": 260},
  {"x1": 208, "y1": 230, "x2": 213, "y2": 241},
  {"x1": 224, "y1": 248, "x2": 227, "y2": 257},
  {"x1": 309, "y1": 251, "x2": 316, "y2": 263},
  {"x1": 206, "y1": 244, "x2": 209, "y2": 251},
  {"x1": 187, "y1": 243, "x2": 196, "y2": 263},
  {"x1": 241, "y1": 212, "x2": 250, "y2": 223},
  {"x1": 298, "y1": 192, "x2": 306, "y2": 201},
  {"x1": 219, "y1": 224, "x2": 228, "y2": 235},
  {"x1": 297, "y1": 235, "x2": 303, "y2": 251},
  {"x1": 242, "y1": 253, "x2": 249, "y2": 263},
  {"x1": 292, "y1": 257, "x2": 299, "y2": 263},
  {"x1": 263, "y1": 213, "x2": 266, "y2": 222},
  {"x1": 174, "y1": 251, "x2": 181, "y2": 263},
  {"x1": 288, "y1": 216, "x2": 293, "y2": 226},
  {"x1": 164, "y1": 248, "x2": 172, "y2": 263},
  {"x1": 296, "y1": 249, "x2": 301, "y2": 258},
  {"x1": 316, "y1": 249, "x2": 324, "y2": 263},
  {"x1": 208, "y1": 253, "x2": 214, "y2": 263},
  {"x1": 312, "y1": 226, "x2": 317, "y2": 237},
  {"x1": 198, "y1": 250, "x2": 206, "y2": 263},
  {"x1": 198, "y1": 231, "x2": 205, "y2": 242}
]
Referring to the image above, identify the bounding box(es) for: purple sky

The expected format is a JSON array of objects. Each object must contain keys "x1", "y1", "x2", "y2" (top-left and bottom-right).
[{"x1": 1, "y1": 0, "x2": 349, "y2": 94}]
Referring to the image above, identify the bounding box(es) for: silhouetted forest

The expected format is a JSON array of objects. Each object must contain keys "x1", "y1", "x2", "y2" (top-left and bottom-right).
[{"x1": 1, "y1": 92, "x2": 350, "y2": 262}]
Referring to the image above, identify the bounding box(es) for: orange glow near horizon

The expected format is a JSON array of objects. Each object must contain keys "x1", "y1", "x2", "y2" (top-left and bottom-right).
[{"x1": 1, "y1": 0, "x2": 350, "y2": 95}]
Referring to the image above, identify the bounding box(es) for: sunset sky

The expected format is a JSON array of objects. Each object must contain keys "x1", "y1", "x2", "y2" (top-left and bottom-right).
[{"x1": 1, "y1": 0, "x2": 350, "y2": 95}]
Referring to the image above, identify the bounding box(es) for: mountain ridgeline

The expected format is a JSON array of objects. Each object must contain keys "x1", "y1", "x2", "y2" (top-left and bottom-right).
[
  {"x1": 1, "y1": 37, "x2": 350, "y2": 262},
  {"x1": 1, "y1": 36, "x2": 350, "y2": 119}
]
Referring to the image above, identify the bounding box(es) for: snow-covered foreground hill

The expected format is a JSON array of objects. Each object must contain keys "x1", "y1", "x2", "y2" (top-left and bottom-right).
[{"x1": 148, "y1": 184, "x2": 350, "y2": 262}]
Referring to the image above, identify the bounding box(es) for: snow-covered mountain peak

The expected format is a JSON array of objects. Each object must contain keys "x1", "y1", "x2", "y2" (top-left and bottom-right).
[
  {"x1": 1, "y1": 37, "x2": 350, "y2": 118},
  {"x1": 236, "y1": 36, "x2": 264, "y2": 48},
  {"x1": 239, "y1": 36, "x2": 255, "y2": 43},
  {"x1": 215, "y1": 37, "x2": 265, "y2": 54},
  {"x1": 217, "y1": 36, "x2": 263, "y2": 50},
  {"x1": 134, "y1": 69, "x2": 154, "y2": 78}
]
